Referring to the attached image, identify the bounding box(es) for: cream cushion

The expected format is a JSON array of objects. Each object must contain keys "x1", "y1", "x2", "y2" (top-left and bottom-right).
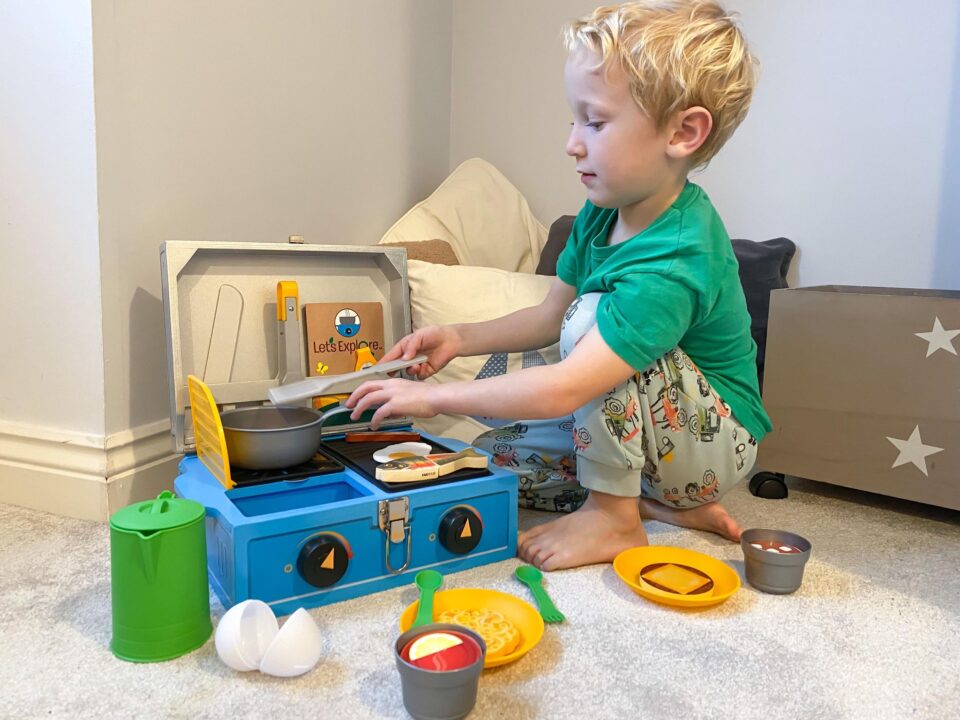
[
  {"x1": 378, "y1": 158, "x2": 547, "y2": 273},
  {"x1": 404, "y1": 260, "x2": 561, "y2": 444}
]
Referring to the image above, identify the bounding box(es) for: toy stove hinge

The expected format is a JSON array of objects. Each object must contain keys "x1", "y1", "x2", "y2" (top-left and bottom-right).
[
  {"x1": 378, "y1": 497, "x2": 411, "y2": 574},
  {"x1": 276, "y1": 281, "x2": 306, "y2": 389}
]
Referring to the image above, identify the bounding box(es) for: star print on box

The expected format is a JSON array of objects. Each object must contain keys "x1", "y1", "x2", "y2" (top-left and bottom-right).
[
  {"x1": 886, "y1": 425, "x2": 944, "y2": 476},
  {"x1": 915, "y1": 316, "x2": 960, "y2": 357},
  {"x1": 755, "y1": 286, "x2": 960, "y2": 511}
]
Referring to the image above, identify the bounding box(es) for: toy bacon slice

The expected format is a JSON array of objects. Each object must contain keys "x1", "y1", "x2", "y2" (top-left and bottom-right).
[
  {"x1": 344, "y1": 431, "x2": 422, "y2": 443},
  {"x1": 375, "y1": 448, "x2": 488, "y2": 483}
]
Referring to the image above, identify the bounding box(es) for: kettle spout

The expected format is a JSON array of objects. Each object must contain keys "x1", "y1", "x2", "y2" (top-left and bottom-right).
[{"x1": 138, "y1": 532, "x2": 162, "y2": 582}]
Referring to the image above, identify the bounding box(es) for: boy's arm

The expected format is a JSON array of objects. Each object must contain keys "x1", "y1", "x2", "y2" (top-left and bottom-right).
[
  {"x1": 433, "y1": 325, "x2": 634, "y2": 419},
  {"x1": 380, "y1": 277, "x2": 577, "y2": 380},
  {"x1": 454, "y1": 277, "x2": 578, "y2": 356},
  {"x1": 348, "y1": 325, "x2": 636, "y2": 428}
]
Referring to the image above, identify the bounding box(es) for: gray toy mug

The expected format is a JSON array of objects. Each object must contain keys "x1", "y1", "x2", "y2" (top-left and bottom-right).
[
  {"x1": 394, "y1": 623, "x2": 486, "y2": 720},
  {"x1": 741, "y1": 528, "x2": 812, "y2": 594}
]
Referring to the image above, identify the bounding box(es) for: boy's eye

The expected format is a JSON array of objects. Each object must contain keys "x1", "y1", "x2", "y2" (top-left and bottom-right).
[{"x1": 587, "y1": 121, "x2": 605, "y2": 130}]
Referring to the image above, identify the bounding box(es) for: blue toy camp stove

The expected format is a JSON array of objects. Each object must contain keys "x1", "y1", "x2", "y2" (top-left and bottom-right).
[
  {"x1": 173, "y1": 433, "x2": 517, "y2": 617},
  {"x1": 161, "y1": 241, "x2": 518, "y2": 616}
]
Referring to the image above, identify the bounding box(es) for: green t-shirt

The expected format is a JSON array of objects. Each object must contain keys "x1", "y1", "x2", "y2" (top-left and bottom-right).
[{"x1": 555, "y1": 182, "x2": 772, "y2": 441}]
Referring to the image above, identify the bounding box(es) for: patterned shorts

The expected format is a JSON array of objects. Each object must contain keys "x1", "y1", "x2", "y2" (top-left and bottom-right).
[{"x1": 473, "y1": 293, "x2": 758, "y2": 512}]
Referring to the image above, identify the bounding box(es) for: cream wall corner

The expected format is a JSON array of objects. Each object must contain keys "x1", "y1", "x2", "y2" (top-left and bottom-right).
[
  {"x1": 0, "y1": 421, "x2": 179, "y2": 522},
  {"x1": 2, "y1": 0, "x2": 455, "y2": 521}
]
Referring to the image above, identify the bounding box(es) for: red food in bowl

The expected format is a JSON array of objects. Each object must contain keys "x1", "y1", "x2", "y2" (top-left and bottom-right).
[{"x1": 400, "y1": 630, "x2": 482, "y2": 672}]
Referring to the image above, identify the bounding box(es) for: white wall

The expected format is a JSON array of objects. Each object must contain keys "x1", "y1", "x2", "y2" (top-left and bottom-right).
[
  {"x1": 92, "y1": 0, "x2": 454, "y2": 440},
  {"x1": 450, "y1": 0, "x2": 960, "y2": 290},
  {"x1": 0, "y1": 0, "x2": 104, "y2": 435},
  {"x1": 1, "y1": 0, "x2": 454, "y2": 518},
  {"x1": 451, "y1": 0, "x2": 590, "y2": 224},
  {"x1": 704, "y1": 0, "x2": 960, "y2": 290}
]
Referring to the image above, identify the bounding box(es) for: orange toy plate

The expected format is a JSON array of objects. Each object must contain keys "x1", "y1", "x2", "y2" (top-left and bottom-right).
[
  {"x1": 613, "y1": 546, "x2": 741, "y2": 608},
  {"x1": 399, "y1": 588, "x2": 544, "y2": 668}
]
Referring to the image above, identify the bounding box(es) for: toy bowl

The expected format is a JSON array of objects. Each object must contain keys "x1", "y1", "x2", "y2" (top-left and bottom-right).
[
  {"x1": 399, "y1": 588, "x2": 543, "y2": 668},
  {"x1": 741, "y1": 528, "x2": 811, "y2": 594},
  {"x1": 613, "y1": 546, "x2": 741, "y2": 608},
  {"x1": 394, "y1": 623, "x2": 486, "y2": 720}
]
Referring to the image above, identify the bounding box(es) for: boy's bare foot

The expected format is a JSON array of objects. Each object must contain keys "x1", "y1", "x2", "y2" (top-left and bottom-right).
[
  {"x1": 517, "y1": 490, "x2": 649, "y2": 571},
  {"x1": 637, "y1": 498, "x2": 742, "y2": 542}
]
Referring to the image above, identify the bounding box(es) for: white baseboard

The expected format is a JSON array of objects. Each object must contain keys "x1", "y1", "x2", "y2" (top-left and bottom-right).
[{"x1": 0, "y1": 419, "x2": 183, "y2": 521}]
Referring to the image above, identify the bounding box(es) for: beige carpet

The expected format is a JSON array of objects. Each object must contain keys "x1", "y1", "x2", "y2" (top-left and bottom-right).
[{"x1": 1, "y1": 475, "x2": 958, "y2": 720}]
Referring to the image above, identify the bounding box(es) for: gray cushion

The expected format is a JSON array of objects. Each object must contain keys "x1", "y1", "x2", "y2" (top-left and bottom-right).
[{"x1": 731, "y1": 237, "x2": 796, "y2": 388}]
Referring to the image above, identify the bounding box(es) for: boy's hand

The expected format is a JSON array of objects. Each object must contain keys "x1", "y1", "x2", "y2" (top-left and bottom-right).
[
  {"x1": 380, "y1": 325, "x2": 462, "y2": 380},
  {"x1": 346, "y1": 378, "x2": 439, "y2": 430}
]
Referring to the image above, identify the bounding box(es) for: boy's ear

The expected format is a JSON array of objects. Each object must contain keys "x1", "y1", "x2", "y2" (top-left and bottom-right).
[{"x1": 665, "y1": 107, "x2": 713, "y2": 160}]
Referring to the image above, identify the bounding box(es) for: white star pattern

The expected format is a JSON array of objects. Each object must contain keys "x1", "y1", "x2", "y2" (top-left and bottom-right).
[
  {"x1": 886, "y1": 426, "x2": 944, "y2": 476},
  {"x1": 914, "y1": 317, "x2": 960, "y2": 357}
]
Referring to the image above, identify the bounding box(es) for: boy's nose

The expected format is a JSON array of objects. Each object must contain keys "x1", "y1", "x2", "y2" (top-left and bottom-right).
[{"x1": 565, "y1": 127, "x2": 584, "y2": 158}]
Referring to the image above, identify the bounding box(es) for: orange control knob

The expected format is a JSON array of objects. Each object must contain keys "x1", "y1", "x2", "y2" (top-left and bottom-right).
[
  {"x1": 438, "y1": 507, "x2": 482, "y2": 555},
  {"x1": 298, "y1": 534, "x2": 349, "y2": 588}
]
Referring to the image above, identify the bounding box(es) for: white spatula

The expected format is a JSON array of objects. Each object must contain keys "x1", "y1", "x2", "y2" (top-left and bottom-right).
[{"x1": 267, "y1": 355, "x2": 428, "y2": 406}]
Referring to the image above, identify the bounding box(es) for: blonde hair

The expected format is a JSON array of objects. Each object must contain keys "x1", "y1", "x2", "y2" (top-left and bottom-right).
[{"x1": 563, "y1": 0, "x2": 757, "y2": 166}]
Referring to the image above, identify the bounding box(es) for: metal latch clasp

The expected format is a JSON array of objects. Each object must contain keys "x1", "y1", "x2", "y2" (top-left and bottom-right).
[{"x1": 378, "y1": 497, "x2": 411, "y2": 574}]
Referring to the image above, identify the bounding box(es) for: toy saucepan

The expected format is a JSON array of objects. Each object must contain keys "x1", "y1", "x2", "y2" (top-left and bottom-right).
[{"x1": 190, "y1": 356, "x2": 428, "y2": 471}]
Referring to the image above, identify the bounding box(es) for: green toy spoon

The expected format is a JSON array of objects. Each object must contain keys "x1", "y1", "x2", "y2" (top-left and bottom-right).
[
  {"x1": 412, "y1": 570, "x2": 444, "y2": 628},
  {"x1": 515, "y1": 565, "x2": 565, "y2": 623}
]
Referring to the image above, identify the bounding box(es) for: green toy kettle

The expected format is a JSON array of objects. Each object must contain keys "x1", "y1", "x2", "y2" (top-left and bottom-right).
[{"x1": 109, "y1": 490, "x2": 212, "y2": 662}]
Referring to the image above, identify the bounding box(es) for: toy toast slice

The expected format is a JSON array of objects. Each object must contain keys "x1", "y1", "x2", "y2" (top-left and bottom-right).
[{"x1": 375, "y1": 447, "x2": 488, "y2": 483}]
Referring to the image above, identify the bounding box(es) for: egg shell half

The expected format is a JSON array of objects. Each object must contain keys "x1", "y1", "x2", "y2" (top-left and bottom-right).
[
  {"x1": 259, "y1": 608, "x2": 324, "y2": 678},
  {"x1": 215, "y1": 599, "x2": 279, "y2": 672}
]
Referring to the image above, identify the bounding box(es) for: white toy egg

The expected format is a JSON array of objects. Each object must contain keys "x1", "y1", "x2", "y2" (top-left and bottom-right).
[
  {"x1": 373, "y1": 442, "x2": 432, "y2": 464},
  {"x1": 215, "y1": 602, "x2": 323, "y2": 678},
  {"x1": 215, "y1": 599, "x2": 278, "y2": 672},
  {"x1": 259, "y1": 608, "x2": 324, "y2": 678}
]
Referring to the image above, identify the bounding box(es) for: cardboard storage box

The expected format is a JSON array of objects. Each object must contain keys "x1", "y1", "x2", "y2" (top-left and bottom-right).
[{"x1": 758, "y1": 286, "x2": 960, "y2": 511}]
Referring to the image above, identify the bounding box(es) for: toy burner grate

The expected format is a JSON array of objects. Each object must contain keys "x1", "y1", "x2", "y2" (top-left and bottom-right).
[{"x1": 229, "y1": 452, "x2": 345, "y2": 488}]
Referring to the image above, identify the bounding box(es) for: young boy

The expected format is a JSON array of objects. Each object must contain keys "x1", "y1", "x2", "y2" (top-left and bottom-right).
[{"x1": 346, "y1": 0, "x2": 771, "y2": 571}]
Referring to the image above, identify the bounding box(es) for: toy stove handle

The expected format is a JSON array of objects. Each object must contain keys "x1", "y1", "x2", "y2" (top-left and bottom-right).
[
  {"x1": 379, "y1": 498, "x2": 412, "y2": 575},
  {"x1": 321, "y1": 405, "x2": 413, "y2": 575}
]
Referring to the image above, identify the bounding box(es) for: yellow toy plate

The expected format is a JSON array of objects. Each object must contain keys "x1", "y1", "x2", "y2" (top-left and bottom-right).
[
  {"x1": 399, "y1": 588, "x2": 544, "y2": 668},
  {"x1": 613, "y1": 546, "x2": 740, "y2": 608}
]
